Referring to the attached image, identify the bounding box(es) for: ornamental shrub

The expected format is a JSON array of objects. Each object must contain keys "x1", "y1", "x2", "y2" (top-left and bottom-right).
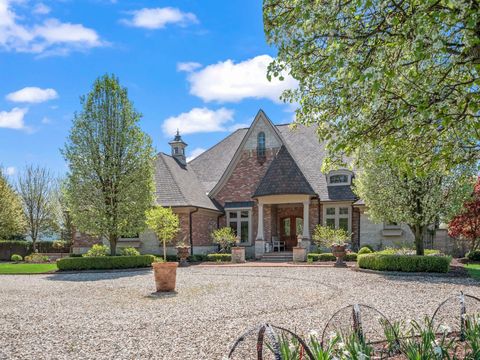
[
  {"x1": 307, "y1": 253, "x2": 336, "y2": 262},
  {"x1": 120, "y1": 247, "x2": 140, "y2": 256},
  {"x1": 84, "y1": 244, "x2": 110, "y2": 257},
  {"x1": 358, "y1": 246, "x2": 373, "y2": 254},
  {"x1": 358, "y1": 254, "x2": 451, "y2": 273},
  {"x1": 11, "y1": 254, "x2": 22, "y2": 262},
  {"x1": 206, "y1": 253, "x2": 232, "y2": 262},
  {"x1": 344, "y1": 252, "x2": 357, "y2": 261},
  {"x1": 25, "y1": 253, "x2": 50, "y2": 263},
  {"x1": 467, "y1": 250, "x2": 480, "y2": 261},
  {"x1": 57, "y1": 255, "x2": 155, "y2": 271},
  {"x1": 211, "y1": 227, "x2": 237, "y2": 253}
]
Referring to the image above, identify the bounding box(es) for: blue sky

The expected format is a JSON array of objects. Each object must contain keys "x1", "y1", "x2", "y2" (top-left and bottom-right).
[{"x1": 0, "y1": 0, "x2": 297, "y2": 178}]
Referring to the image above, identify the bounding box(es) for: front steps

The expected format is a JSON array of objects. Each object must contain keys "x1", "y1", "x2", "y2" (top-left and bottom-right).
[{"x1": 259, "y1": 251, "x2": 293, "y2": 262}]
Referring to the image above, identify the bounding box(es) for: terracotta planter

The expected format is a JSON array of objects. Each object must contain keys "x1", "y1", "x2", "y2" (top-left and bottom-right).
[
  {"x1": 176, "y1": 246, "x2": 190, "y2": 267},
  {"x1": 332, "y1": 244, "x2": 347, "y2": 267},
  {"x1": 152, "y1": 262, "x2": 178, "y2": 292}
]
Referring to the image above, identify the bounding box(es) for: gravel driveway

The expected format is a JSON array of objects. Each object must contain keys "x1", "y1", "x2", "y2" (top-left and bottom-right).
[{"x1": 0, "y1": 266, "x2": 479, "y2": 360}]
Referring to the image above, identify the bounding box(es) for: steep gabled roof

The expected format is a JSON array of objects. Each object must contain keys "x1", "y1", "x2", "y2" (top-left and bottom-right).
[
  {"x1": 253, "y1": 146, "x2": 315, "y2": 197},
  {"x1": 154, "y1": 153, "x2": 220, "y2": 211}
]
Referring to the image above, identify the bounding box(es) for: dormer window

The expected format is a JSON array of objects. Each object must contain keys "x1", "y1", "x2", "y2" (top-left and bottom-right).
[
  {"x1": 327, "y1": 170, "x2": 352, "y2": 186},
  {"x1": 257, "y1": 132, "x2": 266, "y2": 159}
]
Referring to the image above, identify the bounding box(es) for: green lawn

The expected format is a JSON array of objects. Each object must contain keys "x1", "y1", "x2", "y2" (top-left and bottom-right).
[
  {"x1": 0, "y1": 262, "x2": 58, "y2": 274},
  {"x1": 465, "y1": 264, "x2": 480, "y2": 280}
]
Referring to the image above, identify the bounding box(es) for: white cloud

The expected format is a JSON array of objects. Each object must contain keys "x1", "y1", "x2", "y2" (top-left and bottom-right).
[
  {"x1": 6, "y1": 87, "x2": 58, "y2": 103},
  {"x1": 5, "y1": 166, "x2": 16, "y2": 176},
  {"x1": 162, "y1": 107, "x2": 235, "y2": 136},
  {"x1": 177, "y1": 61, "x2": 202, "y2": 72},
  {"x1": 121, "y1": 7, "x2": 198, "y2": 29},
  {"x1": 33, "y1": 3, "x2": 50, "y2": 15},
  {"x1": 185, "y1": 55, "x2": 298, "y2": 103},
  {"x1": 0, "y1": 0, "x2": 105, "y2": 55},
  {"x1": 41, "y1": 116, "x2": 51, "y2": 124},
  {"x1": 0, "y1": 107, "x2": 28, "y2": 130},
  {"x1": 186, "y1": 147, "x2": 206, "y2": 162}
]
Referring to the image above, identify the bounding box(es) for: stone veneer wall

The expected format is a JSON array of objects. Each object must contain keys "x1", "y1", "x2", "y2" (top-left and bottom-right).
[{"x1": 359, "y1": 212, "x2": 414, "y2": 250}]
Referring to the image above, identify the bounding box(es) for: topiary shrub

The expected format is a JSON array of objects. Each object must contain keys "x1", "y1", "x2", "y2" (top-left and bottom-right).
[
  {"x1": 207, "y1": 253, "x2": 232, "y2": 262},
  {"x1": 466, "y1": 250, "x2": 480, "y2": 261},
  {"x1": 307, "y1": 253, "x2": 336, "y2": 262},
  {"x1": 120, "y1": 247, "x2": 140, "y2": 256},
  {"x1": 11, "y1": 254, "x2": 22, "y2": 262},
  {"x1": 25, "y1": 253, "x2": 50, "y2": 263},
  {"x1": 84, "y1": 244, "x2": 110, "y2": 257},
  {"x1": 57, "y1": 255, "x2": 155, "y2": 271},
  {"x1": 358, "y1": 253, "x2": 451, "y2": 273},
  {"x1": 358, "y1": 246, "x2": 373, "y2": 254},
  {"x1": 344, "y1": 252, "x2": 357, "y2": 261}
]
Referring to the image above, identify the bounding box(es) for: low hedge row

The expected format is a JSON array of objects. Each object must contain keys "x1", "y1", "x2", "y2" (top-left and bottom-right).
[
  {"x1": 467, "y1": 250, "x2": 480, "y2": 261},
  {"x1": 206, "y1": 253, "x2": 232, "y2": 262},
  {"x1": 57, "y1": 255, "x2": 155, "y2": 271},
  {"x1": 307, "y1": 252, "x2": 357, "y2": 262},
  {"x1": 357, "y1": 253, "x2": 452, "y2": 273}
]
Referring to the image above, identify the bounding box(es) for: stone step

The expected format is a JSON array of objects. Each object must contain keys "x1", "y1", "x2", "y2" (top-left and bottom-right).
[{"x1": 259, "y1": 252, "x2": 293, "y2": 262}]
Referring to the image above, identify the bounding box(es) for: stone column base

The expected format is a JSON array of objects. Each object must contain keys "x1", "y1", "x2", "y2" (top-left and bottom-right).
[
  {"x1": 292, "y1": 247, "x2": 307, "y2": 262},
  {"x1": 231, "y1": 247, "x2": 246, "y2": 263},
  {"x1": 255, "y1": 240, "x2": 265, "y2": 259}
]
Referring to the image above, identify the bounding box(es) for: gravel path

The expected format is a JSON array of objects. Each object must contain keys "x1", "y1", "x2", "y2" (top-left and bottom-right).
[{"x1": 0, "y1": 267, "x2": 479, "y2": 360}]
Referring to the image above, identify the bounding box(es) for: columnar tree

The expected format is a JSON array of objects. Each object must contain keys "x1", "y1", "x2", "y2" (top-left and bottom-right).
[
  {"x1": 63, "y1": 74, "x2": 155, "y2": 256},
  {"x1": 448, "y1": 176, "x2": 480, "y2": 251},
  {"x1": 0, "y1": 168, "x2": 25, "y2": 239},
  {"x1": 354, "y1": 146, "x2": 475, "y2": 255},
  {"x1": 264, "y1": 0, "x2": 480, "y2": 171},
  {"x1": 145, "y1": 207, "x2": 179, "y2": 261},
  {"x1": 52, "y1": 180, "x2": 74, "y2": 243}
]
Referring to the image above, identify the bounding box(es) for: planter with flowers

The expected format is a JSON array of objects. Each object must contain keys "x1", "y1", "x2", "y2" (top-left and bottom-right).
[{"x1": 312, "y1": 225, "x2": 351, "y2": 267}]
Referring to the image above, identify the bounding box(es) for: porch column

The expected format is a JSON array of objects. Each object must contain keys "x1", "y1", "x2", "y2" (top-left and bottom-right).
[
  {"x1": 302, "y1": 199, "x2": 310, "y2": 239},
  {"x1": 255, "y1": 201, "x2": 265, "y2": 259}
]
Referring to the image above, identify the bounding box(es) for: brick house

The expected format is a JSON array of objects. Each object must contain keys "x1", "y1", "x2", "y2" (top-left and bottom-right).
[{"x1": 72, "y1": 110, "x2": 414, "y2": 257}]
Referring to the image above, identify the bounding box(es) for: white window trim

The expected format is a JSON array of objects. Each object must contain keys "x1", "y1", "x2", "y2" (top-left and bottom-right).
[
  {"x1": 226, "y1": 207, "x2": 252, "y2": 246},
  {"x1": 323, "y1": 204, "x2": 352, "y2": 232},
  {"x1": 383, "y1": 222, "x2": 401, "y2": 230},
  {"x1": 327, "y1": 169, "x2": 352, "y2": 186}
]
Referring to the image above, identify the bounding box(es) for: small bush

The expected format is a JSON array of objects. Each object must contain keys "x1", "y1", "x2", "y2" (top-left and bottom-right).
[
  {"x1": 358, "y1": 254, "x2": 451, "y2": 273},
  {"x1": 307, "y1": 253, "x2": 336, "y2": 262},
  {"x1": 84, "y1": 244, "x2": 109, "y2": 257},
  {"x1": 467, "y1": 250, "x2": 480, "y2": 261},
  {"x1": 344, "y1": 252, "x2": 357, "y2": 261},
  {"x1": 189, "y1": 254, "x2": 208, "y2": 262},
  {"x1": 57, "y1": 255, "x2": 155, "y2": 271},
  {"x1": 25, "y1": 253, "x2": 50, "y2": 263},
  {"x1": 69, "y1": 254, "x2": 83, "y2": 258},
  {"x1": 377, "y1": 248, "x2": 440, "y2": 256},
  {"x1": 120, "y1": 247, "x2": 140, "y2": 256},
  {"x1": 11, "y1": 254, "x2": 22, "y2": 262},
  {"x1": 207, "y1": 253, "x2": 232, "y2": 262},
  {"x1": 358, "y1": 246, "x2": 373, "y2": 254}
]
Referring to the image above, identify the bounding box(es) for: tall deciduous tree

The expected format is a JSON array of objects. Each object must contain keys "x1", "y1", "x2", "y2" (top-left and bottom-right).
[
  {"x1": 63, "y1": 74, "x2": 154, "y2": 256},
  {"x1": 448, "y1": 176, "x2": 480, "y2": 250},
  {"x1": 264, "y1": 0, "x2": 480, "y2": 171},
  {"x1": 17, "y1": 165, "x2": 58, "y2": 250},
  {"x1": 353, "y1": 146, "x2": 475, "y2": 255},
  {"x1": 0, "y1": 168, "x2": 25, "y2": 239}
]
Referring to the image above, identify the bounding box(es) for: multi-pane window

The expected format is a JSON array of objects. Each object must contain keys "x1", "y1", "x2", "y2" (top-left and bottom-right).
[
  {"x1": 227, "y1": 209, "x2": 251, "y2": 244},
  {"x1": 329, "y1": 174, "x2": 349, "y2": 184},
  {"x1": 257, "y1": 132, "x2": 266, "y2": 159},
  {"x1": 324, "y1": 206, "x2": 350, "y2": 232}
]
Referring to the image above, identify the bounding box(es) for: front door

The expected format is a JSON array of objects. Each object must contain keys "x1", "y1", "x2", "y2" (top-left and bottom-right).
[{"x1": 280, "y1": 216, "x2": 303, "y2": 251}]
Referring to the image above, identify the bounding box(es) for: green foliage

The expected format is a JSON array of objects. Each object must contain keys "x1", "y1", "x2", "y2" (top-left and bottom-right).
[
  {"x1": 377, "y1": 248, "x2": 440, "y2": 256},
  {"x1": 145, "y1": 206, "x2": 180, "y2": 261},
  {"x1": 83, "y1": 244, "x2": 110, "y2": 257},
  {"x1": 10, "y1": 254, "x2": 22, "y2": 262},
  {"x1": 63, "y1": 74, "x2": 155, "y2": 256},
  {"x1": 189, "y1": 254, "x2": 208, "y2": 262},
  {"x1": 0, "y1": 240, "x2": 30, "y2": 260},
  {"x1": 120, "y1": 247, "x2": 140, "y2": 256},
  {"x1": 464, "y1": 316, "x2": 480, "y2": 358},
  {"x1": 307, "y1": 253, "x2": 336, "y2": 262},
  {"x1": 312, "y1": 225, "x2": 350, "y2": 248},
  {"x1": 211, "y1": 227, "x2": 237, "y2": 253},
  {"x1": 52, "y1": 240, "x2": 67, "y2": 251},
  {"x1": 24, "y1": 253, "x2": 50, "y2": 264},
  {"x1": 358, "y1": 254, "x2": 451, "y2": 273},
  {"x1": 57, "y1": 255, "x2": 154, "y2": 271},
  {"x1": 0, "y1": 169, "x2": 25, "y2": 239},
  {"x1": 264, "y1": 0, "x2": 480, "y2": 171},
  {"x1": 467, "y1": 250, "x2": 480, "y2": 261},
  {"x1": 358, "y1": 247, "x2": 373, "y2": 255},
  {"x1": 344, "y1": 252, "x2": 357, "y2": 262},
  {"x1": 206, "y1": 253, "x2": 232, "y2": 262}
]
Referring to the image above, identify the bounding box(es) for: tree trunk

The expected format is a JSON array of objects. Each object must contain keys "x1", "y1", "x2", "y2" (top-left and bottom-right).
[
  {"x1": 413, "y1": 224, "x2": 425, "y2": 256},
  {"x1": 109, "y1": 234, "x2": 117, "y2": 256},
  {"x1": 163, "y1": 239, "x2": 167, "y2": 262}
]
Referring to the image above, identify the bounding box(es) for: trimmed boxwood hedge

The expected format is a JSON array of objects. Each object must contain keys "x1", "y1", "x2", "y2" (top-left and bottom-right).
[
  {"x1": 307, "y1": 253, "x2": 336, "y2": 262},
  {"x1": 344, "y1": 252, "x2": 357, "y2": 261},
  {"x1": 357, "y1": 253, "x2": 451, "y2": 273},
  {"x1": 57, "y1": 255, "x2": 155, "y2": 271},
  {"x1": 206, "y1": 253, "x2": 232, "y2": 262},
  {"x1": 467, "y1": 250, "x2": 480, "y2": 261}
]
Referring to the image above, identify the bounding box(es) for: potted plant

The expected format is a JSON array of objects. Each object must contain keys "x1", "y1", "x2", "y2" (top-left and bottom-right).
[
  {"x1": 211, "y1": 227, "x2": 241, "y2": 262},
  {"x1": 312, "y1": 225, "x2": 351, "y2": 267},
  {"x1": 176, "y1": 240, "x2": 190, "y2": 267},
  {"x1": 145, "y1": 207, "x2": 180, "y2": 292}
]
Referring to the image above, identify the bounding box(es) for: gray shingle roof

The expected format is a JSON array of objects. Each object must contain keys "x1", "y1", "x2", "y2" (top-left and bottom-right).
[
  {"x1": 154, "y1": 153, "x2": 220, "y2": 211},
  {"x1": 253, "y1": 146, "x2": 315, "y2": 197},
  {"x1": 325, "y1": 185, "x2": 357, "y2": 201}
]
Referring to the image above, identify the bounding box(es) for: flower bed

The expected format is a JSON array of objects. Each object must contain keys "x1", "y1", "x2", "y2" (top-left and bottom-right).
[
  {"x1": 56, "y1": 255, "x2": 155, "y2": 271},
  {"x1": 358, "y1": 253, "x2": 452, "y2": 273}
]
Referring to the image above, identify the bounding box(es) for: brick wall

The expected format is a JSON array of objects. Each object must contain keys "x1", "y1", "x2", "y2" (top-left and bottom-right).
[
  {"x1": 352, "y1": 207, "x2": 360, "y2": 250},
  {"x1": 191, "y1": 210, "x2": 219, "y2": 246}
]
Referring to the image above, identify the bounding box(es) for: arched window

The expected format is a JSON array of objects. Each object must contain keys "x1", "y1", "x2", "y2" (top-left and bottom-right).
[{"x1": 257, "y1": 132, "x2": 266, "y2": 158}]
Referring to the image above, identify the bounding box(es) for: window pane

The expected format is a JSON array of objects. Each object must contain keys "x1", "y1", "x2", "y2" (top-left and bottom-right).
[
  {"x1": 330, "y1": 174, "x2": 348, "y2": 183},
  {"x1": 326, "y1": 207, "x2": 335, "y2": 215},
  {"x1": 326, "y1": 218, "x2": 335, "y2": 228},
  {"x1": 283, "y1": 218, "x2": 291, "y2": 236},
  {"x1": 229, "y1": 222, "x2": 238, "y2": 236},
  {"x1": 257, "y1": 132, "x2": 266, "y2": 157},
  {"x1": 295, "y1": 218, "x2": 303, "y2": 235},
  {"x1": 339, "y1": 207, "x2": 349, "y2": 215},
  {"x1": 229, "y1": 212, "x2": 237, "y2": 218},
  {"x1": 240, "y1": 221, "x2": 249, "y2": 243},
  {"x1": 339, "y1": 218, "x2": 349, "y2": 232},
  {"x1": 241, "y1": 210, "x2": 249, "y2": 218}
]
